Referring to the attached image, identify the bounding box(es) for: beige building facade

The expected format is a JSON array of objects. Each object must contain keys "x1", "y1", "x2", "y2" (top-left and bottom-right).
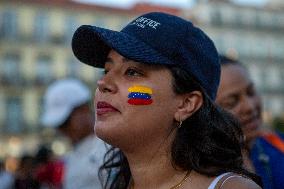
[
  {"x1": 187, "y1": 0, "x2": 284, "y2": 120},
  {"x1": 1, "y1": 0, "x2": 283, "y2": 158},
  {"x1": 0, "y1": 0, "x2": 180, "y2": 158}
]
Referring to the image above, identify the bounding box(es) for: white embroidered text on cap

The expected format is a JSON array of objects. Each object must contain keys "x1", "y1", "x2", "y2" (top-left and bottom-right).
[{"x1": 130, "y1": 17, "x2": 161, "y2": 29}]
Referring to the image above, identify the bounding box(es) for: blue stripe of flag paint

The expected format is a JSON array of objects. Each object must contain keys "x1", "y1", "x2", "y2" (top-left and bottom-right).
[{"x1": 128, "y1": 92, "x2": 151, "y2": 100}]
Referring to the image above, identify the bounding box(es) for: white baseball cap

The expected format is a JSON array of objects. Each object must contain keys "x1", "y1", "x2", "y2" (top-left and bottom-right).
[{"x1": 41, "y1": 79, "x2": 91, "y2": 128}]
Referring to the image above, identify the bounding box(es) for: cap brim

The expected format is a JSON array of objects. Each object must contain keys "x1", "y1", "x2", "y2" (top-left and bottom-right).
[{"x1": 72, "y1": 25, "x2": 173, "y2": 68}]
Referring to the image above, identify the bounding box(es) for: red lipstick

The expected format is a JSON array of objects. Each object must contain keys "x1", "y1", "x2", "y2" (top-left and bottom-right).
[{"x1": 96, "y1": 101, "x2": 118, "y2": 116}]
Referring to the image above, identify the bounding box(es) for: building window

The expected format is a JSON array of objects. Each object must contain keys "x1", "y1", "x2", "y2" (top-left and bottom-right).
[
  {"x1": 1, "y1": 53, "x2": 21, "y2": 84},
  {"x1": 254, "y1": 11, "x2": 262, "y2": 28},
  {"x1": 5, "y1": 97, "x2": 24, "y2": 133},
  {"x1": 248, "y1": 64, "x2": 262, "y2": 89},
  {"x1": 234, "y1": 11, "x2": 242, "y2": 26},
  {"x1": 94, "y1": 16, "x2": 109, "y2": 28},
  {"x1": 260, "y1": 68, "x2": 268, "y2": 91},
  {"x1": 65, "y1": 16, "x2": 78, "y2": 45},
  {"x1": 253, "y1": 39, "x2": 264, "y2": 57},
  {"x1": 213, "y1": 36, "x2": 224, "y2": 52},
  {"x1": 266, "y1": 67, "x2": 281, "y2": 88},
  {"x1": 271, "y1": 39, "x2": 283, "y2": 60},
  {"x1": 35, "y1": 55, "x2": 53, "y2": 84},
  {"x1": 237, "y1": 36, "x2": 253, "y2": 57},
  {"x1": 38, "y1": 96, "x2": 44, "y2": 124},
  {"x1": 270, "y1": 98, "x2": 283, "y2": 116},
  {"x1": 66, "y1": 58, "x2": 81, "y2": 78},
  {"x1": 0, "y1": 10, "x2": 18, "y2": 40},
  {"x1": 210, "y1": 10, "x2": 222, "y2": 25},
  {"x1": 279, "y1": 67, "x2": 284, "y2": 90},
  {"x1": 34, "y1": 12, "x2": 49, "y2": 42},
  {"x1": 275, "y1": 14, "x2": 284, "y2": 28}
]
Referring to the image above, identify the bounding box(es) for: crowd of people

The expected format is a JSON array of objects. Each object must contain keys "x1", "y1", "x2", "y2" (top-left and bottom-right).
[
  {"x1": 0, "y1": 146, "x2": 64, "y2": 189},
  {"x1": 41, "y1": 78, "x2": 107, "y2": 189},
  {"x1": 0, "y1": 79, "x2": 106, "y2": 189},
  {"x1": 1, "y1": 11, "x2": 283, "y2": 189}
]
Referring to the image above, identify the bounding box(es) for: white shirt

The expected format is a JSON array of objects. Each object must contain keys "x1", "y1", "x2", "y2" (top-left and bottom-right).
[
  {"x1": 63, "y1": 135, "x2": 107, "y2": 189},
  {"x1": 207, "y1": 172, "x2": 243, "y2": 189}
]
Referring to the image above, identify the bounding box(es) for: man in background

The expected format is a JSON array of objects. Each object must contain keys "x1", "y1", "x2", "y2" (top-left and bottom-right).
[{"x1": 41, "y1": 78, "x2": 106, "y2": 189}]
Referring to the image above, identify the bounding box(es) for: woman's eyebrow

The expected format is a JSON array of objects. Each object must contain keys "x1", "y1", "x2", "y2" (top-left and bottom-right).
[
  {"x1": 122, "y1": 57, "x2": 131, "y2": 63},
  {"x1": 105, "y1": 57, "x2": 114, "y2": 63}
]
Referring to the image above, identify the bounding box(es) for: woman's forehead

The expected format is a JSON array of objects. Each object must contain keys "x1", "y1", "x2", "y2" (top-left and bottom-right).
[
  {"x1": 218, "y1": 64, "x2": 252, "y2": 96},
  {"x1": 221, "y1": 64, "x2": 250, "y2": 80}
]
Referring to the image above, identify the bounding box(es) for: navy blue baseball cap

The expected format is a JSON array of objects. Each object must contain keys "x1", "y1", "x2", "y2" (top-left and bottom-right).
[{"x1": 72, "y1": 12, "x2": 220, "y2": 99}]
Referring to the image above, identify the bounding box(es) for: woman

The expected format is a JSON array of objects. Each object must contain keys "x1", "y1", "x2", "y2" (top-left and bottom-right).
[
  {"x1": 216, "y1": 55, "x2": 284, "y2": 189},
  {"x1": 72, "y1": 12, "x2": 261, "y2": 189}
]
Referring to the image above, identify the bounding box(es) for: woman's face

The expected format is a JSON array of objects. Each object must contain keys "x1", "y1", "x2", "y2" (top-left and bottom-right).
[
  {"x1": 94, "y1": 50, "x2": 181, "y2": 150},
  {"x1": 216, "y1": 64, "x2": 262, "y2": 144}
]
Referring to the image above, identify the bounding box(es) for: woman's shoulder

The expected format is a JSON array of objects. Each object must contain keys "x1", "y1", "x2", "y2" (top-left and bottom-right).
[{"x1": 219, "y1": 175, "x2": 261, "y2": 189}]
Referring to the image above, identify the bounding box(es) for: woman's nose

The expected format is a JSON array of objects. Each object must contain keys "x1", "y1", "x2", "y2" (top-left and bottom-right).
[
  {"x1": 240, "y1": 96, "x2": 256, "y2": 114},
  {"x1": 97, "y1": 74, "x2": 117, "y2": 93}
]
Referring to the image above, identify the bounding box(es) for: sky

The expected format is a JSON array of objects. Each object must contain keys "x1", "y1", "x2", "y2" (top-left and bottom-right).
[{"x1": 74, "y1": 0, "x2": 268, "y2": 8}]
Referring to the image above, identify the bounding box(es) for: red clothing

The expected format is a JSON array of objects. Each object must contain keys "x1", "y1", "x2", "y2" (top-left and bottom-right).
[{"x1": 34, "y1": 160, "x2": 64, "y2": 188}]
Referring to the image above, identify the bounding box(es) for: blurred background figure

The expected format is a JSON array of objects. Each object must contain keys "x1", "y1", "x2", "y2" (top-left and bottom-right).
[
  {"x1": 0, "y1": 159, "x2": 14, "y2": 189},
  {"x1": 216, "y1": 55, "x2": 284, "y2": 189},
  {"x1": 33, "y1": 145, "x2": 64, "y2": 189},
  {"x1": 13, "y1": 154, "x2": 39, "y2": 189},
  {"x1": 41, "y1": 78, "x2": 106, "y2": 189}
]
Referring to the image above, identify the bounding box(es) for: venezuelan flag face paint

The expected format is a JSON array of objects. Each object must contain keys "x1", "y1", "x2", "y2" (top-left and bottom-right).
[{"x1": 128, "y1": 85, "x2": 153, "y2": 105}]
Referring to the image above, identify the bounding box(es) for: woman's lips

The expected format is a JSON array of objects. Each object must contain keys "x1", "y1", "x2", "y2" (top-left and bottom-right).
[
  {"x1": 96, "y1": 101, "x2": 118, "y2": 116},
  {"x1": 242, "y1": 117, "x2": 260, "y2": 131}
]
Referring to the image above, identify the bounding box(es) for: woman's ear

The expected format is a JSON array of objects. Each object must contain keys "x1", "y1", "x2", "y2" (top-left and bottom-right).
[{"x1": 174, "y1": 91, "x2": 203, "y2": 122}]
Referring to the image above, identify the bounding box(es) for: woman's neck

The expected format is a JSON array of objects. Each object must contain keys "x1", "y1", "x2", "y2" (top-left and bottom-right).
[
  {"x1": 125, "y1": 139, "x2": 187, "y2": 189},
  {"x1": 128, "y1": 153, "x2": 187, "y2": 189},
  {"x1": 242, "y1": 149, "x2": 255, "y2": 173}
]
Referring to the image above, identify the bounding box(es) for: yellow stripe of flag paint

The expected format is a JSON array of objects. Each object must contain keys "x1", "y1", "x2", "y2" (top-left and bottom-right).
[{"x1": 128, "y1": 85, "x2": 153, "y2": 94}]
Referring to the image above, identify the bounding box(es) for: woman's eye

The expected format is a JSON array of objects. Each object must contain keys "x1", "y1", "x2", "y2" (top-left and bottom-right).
[
  {"x1": 221, "y1": 97, "x2": 239, "y2": 110},
  {"x1": 125, "y1": 68, "x2": 143, "y2": 77},
  {"x1": 103, "y1": 69, "x2": 109, "y2": 75},
  {"x1": 247, "y1": 86, "x2": 256, "y2": 97},
  {"x1": 223, "y1": 101, "x2": 237, "y2": 110}
]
